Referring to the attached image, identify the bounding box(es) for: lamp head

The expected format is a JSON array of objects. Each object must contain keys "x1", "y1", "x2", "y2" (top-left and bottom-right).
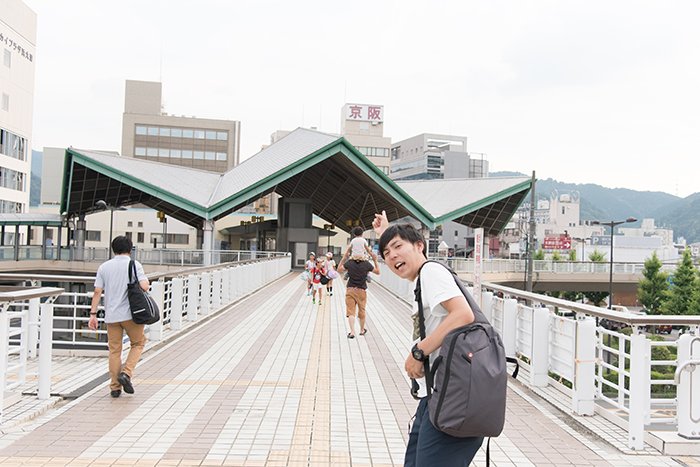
[
  {"x1": 626, "y1": 217, "x2": 637, "y2": 223},
  {"x1": 95, "y1": 200, "x2": 107, "y2": 210},
  {"x1": 591, "y1": 220, "x2": 601, "y2": 226}
]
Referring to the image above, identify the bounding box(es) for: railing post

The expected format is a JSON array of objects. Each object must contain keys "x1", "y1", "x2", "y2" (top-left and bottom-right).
[
  {"x1": 676, "y1": 333, "x2": 700, "y2": 439},
  {"x1": 628, "y1": 332, "x2": 650, "y2": 449},
  {"x1": 148, "y1": 281, "x2": 164, "y2": 342},
  {"x1": 212, "y1": 270, "x2": 222, "y2": 308},
  {"x1": 502, "y1": 298, "x2": 517, "y2": 358},
  {"x1": 38, "y1": 302, "x2": 55, "y2": 400},
  {"x1": 187, "y1": 274, "x2": 199, "y2": 322},
  {"x1": 222, "y1": 268, "x2": 231, "y2": 304},
  {"x1": 481, "y1": 291, "x2": 493, "y2": 323},
  {"x1": 572, "y1": 316, "x2": 596, "y2": 416},
  {"x1": 531, "y1": 307, "x2": 550, "y2": 387},
  {"x1": 0, "y1": 309, "x2": 9, "y2": 421},
  {"x1": 170, "y1": 277, "x2": 184, "y2": 331},
  {"x1": 200, "y1": 272, "x2": 211, "y2": 315},
  {"x1": 28, "y1": 297, "x2": 40, "y2": 358}
]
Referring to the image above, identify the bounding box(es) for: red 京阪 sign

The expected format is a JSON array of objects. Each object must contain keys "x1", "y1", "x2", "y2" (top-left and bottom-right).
[{"x1": 543, "y1": 235, "x2": 572, "y2": 250}]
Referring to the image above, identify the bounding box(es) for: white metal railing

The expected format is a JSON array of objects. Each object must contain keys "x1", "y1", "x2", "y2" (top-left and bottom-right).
[
  {"x1": 0, "y1": 255, "x2": 291, "y2": 421},
  {"x1": 375, "y1": 261, "x2": 700, "y2": 451},
  {"x1": 0, "y1": 287, "x2": 64, "y2": 423},
  {"x1": 437, "y1": 257, "x2": 675, "y2": 275},
  {"x1": 0, "y1": 245, "x2": 288, "y2": 266}
]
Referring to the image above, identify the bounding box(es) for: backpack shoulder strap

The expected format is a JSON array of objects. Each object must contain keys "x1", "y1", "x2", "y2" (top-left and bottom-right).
[{"x1": 420, "y1": 260, "x2": 489, "y2": 324}]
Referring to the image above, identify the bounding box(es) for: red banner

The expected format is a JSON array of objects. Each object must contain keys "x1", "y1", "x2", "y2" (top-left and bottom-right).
[{"x1": 543, "y1": 235, "x2": 572, "y2": 250}]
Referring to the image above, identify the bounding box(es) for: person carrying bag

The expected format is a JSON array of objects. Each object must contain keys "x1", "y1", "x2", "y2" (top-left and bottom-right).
[{"x1": 127, "y1": 259, "x2": 160, "y2": 325}]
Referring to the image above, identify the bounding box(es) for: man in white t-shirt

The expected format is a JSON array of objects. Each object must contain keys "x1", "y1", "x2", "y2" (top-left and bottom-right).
[
  {"x1": 88, "y1": 236, "x2": 150, "y2": 398},
  {"x1": 373, "y1": 211, "x2": 482, "y2": 467}
]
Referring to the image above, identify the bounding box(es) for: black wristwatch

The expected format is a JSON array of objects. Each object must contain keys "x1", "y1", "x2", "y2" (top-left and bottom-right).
[{"x1": 411, "y1": 343, "x2": 427, "y2": 362}]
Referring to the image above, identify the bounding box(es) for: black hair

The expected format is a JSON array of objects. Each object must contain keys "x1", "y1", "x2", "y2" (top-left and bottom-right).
[
  {"x1": 352, "y1": 226, "x2": 363, "y2": 237},
  {"x1": 378, "y1": 224, "x2": 426, "y2": 259},
  {"x1": 112, "y1": 235, "x2": 133, "y2": 255}
]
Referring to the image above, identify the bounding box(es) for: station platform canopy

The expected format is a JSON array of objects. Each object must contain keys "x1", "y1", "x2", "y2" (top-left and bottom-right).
[
  {"x1": 60, "y1": 128, "x2": 532, "y2": 235},
  {"x1": 0, "y1": 213, "x2": 64, "y2": 227}
]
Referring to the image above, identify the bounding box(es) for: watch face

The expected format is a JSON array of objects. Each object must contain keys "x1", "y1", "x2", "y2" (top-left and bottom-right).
[{"x1": 412, "y1": 347, "x2": 424, "y2": 361}]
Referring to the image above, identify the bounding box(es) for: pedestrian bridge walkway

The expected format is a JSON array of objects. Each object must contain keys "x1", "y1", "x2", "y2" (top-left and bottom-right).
[{"x1": 1, "y1": 272, "x2": 696, "y2": 466}]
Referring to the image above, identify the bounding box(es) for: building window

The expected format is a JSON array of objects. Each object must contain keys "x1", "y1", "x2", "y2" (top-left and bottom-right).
[
  {"x1": 3, "y1": 49, "x2": 10, "y2": 68},
  {"x1": 194, "y1": 130, "x2": 205, "y2": 139},
  {"x1": 137, "y1": 232, "x2": 145, "y2": 243},
  {"x1": 562, "y1": 207, "x2": 565, "y2": 215},
  {"x1": 217, "y1": 131, "x2": 228, "y2": 141},
  {"x1": 125, "y1": 232, "x2": 132, "y2": 241},
  {"x1": 183, "y1": 129, "x2": 193, "y2": 138},
  {"x1": 146, "y1": 147, "x2": 158, "y2": 157},
  {"x1": 205, "y1": 130, "x2": 217, "y2": 140},
  {"x1": 135, "y1": 126, "x2": 147, "y2": 135},
  {"x1": 158, "y1": 148, "x2": 169, "y2": 157},
  {"x1": 182, "y1": 150, "x2": 193, "y2": 159},
  {"x1": 134, "y1": 147, "x2": 146, "y2": 156},
  {"x1": 455, "y1": 230, "x2": 459, "y2": 236},
  {"x1": 86, "y1": 230, "x2": 101, "y2": 242},
  {"x1": 147, "y1": 127, "x2": 158, "y2": 136},
  {"x1": 137, "y1": 221, "x2": 143, "y2": 227},
  {"x1": 159, "y1": 127, "x2": 171, "y2": 137},
  {"x1": 171, "y1": 149, "x2": 181, "y2": 158},
  {"x1": 127, "y1": 221, "x2": 133, "y2": 227},
  {"x1": 151, "y1": 233, "x2": 189, "y2": 245},
  {"x1": 193, "y1": 151, "x2": 204, "y2": 160},
  {"x1": 1, "y1": 93, "x2": 8, "y2": 112},
  {"x1": 205, "y1": 151, "x2": 215, "y2": 160},
  {"x1": 171, "y1": 128, "x2": 182, "y2": 137},
  {"x1": 216, "y1": 152, "x2": 227, "y2": 161}
]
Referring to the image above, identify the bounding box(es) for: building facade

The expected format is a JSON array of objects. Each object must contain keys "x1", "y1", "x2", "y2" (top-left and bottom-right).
[
  {"x1": 390, "y1": 133, "x2": 488, "y2": 181},
  {"x1": 0, "y1": 0, "x2": 36, "y2": 217},
  {"x1": 121, "y1": 80, "x2": 241, "y2": 172},
  {"x1": 340, "y1": 103, "x2": 391, "y2": 175}
]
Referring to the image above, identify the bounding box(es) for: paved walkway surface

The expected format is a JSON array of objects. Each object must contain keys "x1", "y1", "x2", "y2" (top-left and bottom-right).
[{"x1": 0, "y1": 273, "x2": 697, "y2": 466}]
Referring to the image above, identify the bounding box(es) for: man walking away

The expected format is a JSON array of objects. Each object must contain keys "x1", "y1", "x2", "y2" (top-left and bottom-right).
[
  {"x1": 338, "y1": 251, "x2": 379, "y2": 338},
  {"x1": 89, "y1": 236, "x2": 150, "y2": 398}
]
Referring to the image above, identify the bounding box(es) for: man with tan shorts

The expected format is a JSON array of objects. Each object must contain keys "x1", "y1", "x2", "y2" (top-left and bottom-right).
[{"x1": 338, "y1": 252, "x2": 379, "y2": 338}]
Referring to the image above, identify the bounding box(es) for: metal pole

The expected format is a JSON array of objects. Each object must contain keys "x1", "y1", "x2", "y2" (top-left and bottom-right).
[
  {"x1": 608, "y1": 224, "x2": 614, "y2": 309},
  {"x1": 526, "y1": 171, "x2": 536, "y2": 292},
  {"x1": 109, "y1": 209, "x2": 114, "y2": 257}
]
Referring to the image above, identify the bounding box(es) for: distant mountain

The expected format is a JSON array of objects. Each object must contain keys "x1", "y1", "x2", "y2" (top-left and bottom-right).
[{"x1": 490, "y1": 171, "x2": 700, "y2": 242}]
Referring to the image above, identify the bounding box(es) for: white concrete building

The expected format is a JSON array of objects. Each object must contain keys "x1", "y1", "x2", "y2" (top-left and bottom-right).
[
  {"x1": 340, "y1": 103, "x2": 391, "y2": 175},
  {"x1": 0, "y1": 0, "x2": 36, "y2": 221},
  {"x1": 618, "y1": 218, "x2": 674, "y2": 246}
]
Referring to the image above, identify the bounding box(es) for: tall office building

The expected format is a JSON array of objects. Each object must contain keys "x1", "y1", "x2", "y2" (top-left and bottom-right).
[
  {"x1": 390, "y1": 133, "x2": 488, "y2": 181},
  {"x1": 340, "y1": 103, "x2": 391, "y2": 175},
  {"x1": 121, "y1": 80, "x2": 241, "y2": 172},
  {"x1": 0, "y1": 0, "x2": 36, "y2": 214}
]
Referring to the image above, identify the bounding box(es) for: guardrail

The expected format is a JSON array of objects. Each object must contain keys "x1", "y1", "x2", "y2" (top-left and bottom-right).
[
  {"x1": 0, "y1": 286, "x2": 64, "y2": 423},
  {"x1": 373, "y1": 261, "x2": 700, "y2": 452},
  {"x1": 432, "y1": 257, "x2": 676, "y2": 275},
  {"x1": 0, "y1": 246, "x2": 289, "y2": 266},
  {"x1": 0, "y1": 255, "x2": 291, "y2": 418}
]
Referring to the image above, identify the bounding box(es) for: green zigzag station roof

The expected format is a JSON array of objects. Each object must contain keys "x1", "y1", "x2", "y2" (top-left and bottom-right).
[{"x1": 60, "y1": 128, "x2": 532, "y2": 234}]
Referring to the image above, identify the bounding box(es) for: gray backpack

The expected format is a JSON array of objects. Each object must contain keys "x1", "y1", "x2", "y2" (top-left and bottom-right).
[{"x1": 415, "y1": 261, "x2": 518, "y2": 440}]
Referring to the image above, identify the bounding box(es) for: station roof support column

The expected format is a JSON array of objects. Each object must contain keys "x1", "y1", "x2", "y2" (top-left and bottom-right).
[{"x1": 203, "y1": 219, "x2": 215, "y2": 266}]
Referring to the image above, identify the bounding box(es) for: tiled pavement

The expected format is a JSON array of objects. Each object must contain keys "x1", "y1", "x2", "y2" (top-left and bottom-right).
[{"x1": 0, "y1": 273, "x2": 696, "y2": 466}]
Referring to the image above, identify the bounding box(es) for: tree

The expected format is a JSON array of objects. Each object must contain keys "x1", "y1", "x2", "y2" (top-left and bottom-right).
[
  {"x1": 662, "y1": 248, "x2": 699, "y2": 315},
  {"x1": 568, "y1": 249, "x2": 577, "y2": 261},
  {"x1": 637, "y1": 251, "x2": 670, "y2": 314},
  {"x1": 551, "y1": 250, "x2": 562, "y2": 261},
  {"x1": 584, "y1": 249, "x2": 609, "y2": 306},
  {"x1": 534, "y1": 249, "x2": 545, "y2": 260}
]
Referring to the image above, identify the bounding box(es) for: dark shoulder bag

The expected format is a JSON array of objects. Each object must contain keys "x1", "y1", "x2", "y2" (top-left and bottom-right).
[{"x1": 127, "y1": 259, "x2": 160, "y2": 325}]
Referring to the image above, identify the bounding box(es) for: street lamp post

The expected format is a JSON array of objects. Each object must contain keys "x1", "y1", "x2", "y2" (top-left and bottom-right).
[
  {"x1": 95, "y1": 200, "x2": 127, "y2": 256},
  {"x1": 591, "y1": 217, "x2": 637, "y2": 309}
]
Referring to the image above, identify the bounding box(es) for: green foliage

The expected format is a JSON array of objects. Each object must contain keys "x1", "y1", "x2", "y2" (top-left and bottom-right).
[
  {"x1": 588, "y1": 249, "x2": 606, "y2": 262},
  {"x1": 568, "y1": 249, "x2": 577, "y2": 261},
  {"x1": 534, "y1": 249, "x2": 545, "y2": 260},
  {"x1": 662, "y1": 249, "x2": 699, "y2": 315},
  {"x1": 637, "y1": 251, "x2": 670, "y2": 314},
  {"x1": 562, "y1": 291, "x2": 583, "y2": 302},
  {"x1": 551, "y1": 250, "x2": 562, "y2": 261}
]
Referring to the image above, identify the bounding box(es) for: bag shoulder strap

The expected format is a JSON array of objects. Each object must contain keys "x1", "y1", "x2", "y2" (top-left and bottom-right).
[
  {"x1": 419, "y1": 260, "x2": 489, "y2": 324},
  {"x1": 128, "y1": 259, "x2": 138, "y2": 285}
]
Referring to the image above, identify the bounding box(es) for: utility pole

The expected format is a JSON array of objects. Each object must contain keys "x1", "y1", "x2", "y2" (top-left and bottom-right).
[{"x1": 526, "y1": 171, "x2": 536, "y2": 292}]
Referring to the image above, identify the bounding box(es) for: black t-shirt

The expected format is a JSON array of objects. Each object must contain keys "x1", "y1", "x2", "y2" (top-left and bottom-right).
[{"x1": 345, "y1": 259, "x2": 374, "y2": 289}]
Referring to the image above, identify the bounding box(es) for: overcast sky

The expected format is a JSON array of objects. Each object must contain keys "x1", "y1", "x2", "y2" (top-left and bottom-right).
[{"x1": 23, "y1": 0, "x2": 700, "y2": 197}]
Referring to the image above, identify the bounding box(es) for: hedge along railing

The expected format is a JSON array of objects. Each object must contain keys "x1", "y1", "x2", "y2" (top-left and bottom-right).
[{"x1": 374, "y1": 261, "x2": 700, "y2": 451}]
